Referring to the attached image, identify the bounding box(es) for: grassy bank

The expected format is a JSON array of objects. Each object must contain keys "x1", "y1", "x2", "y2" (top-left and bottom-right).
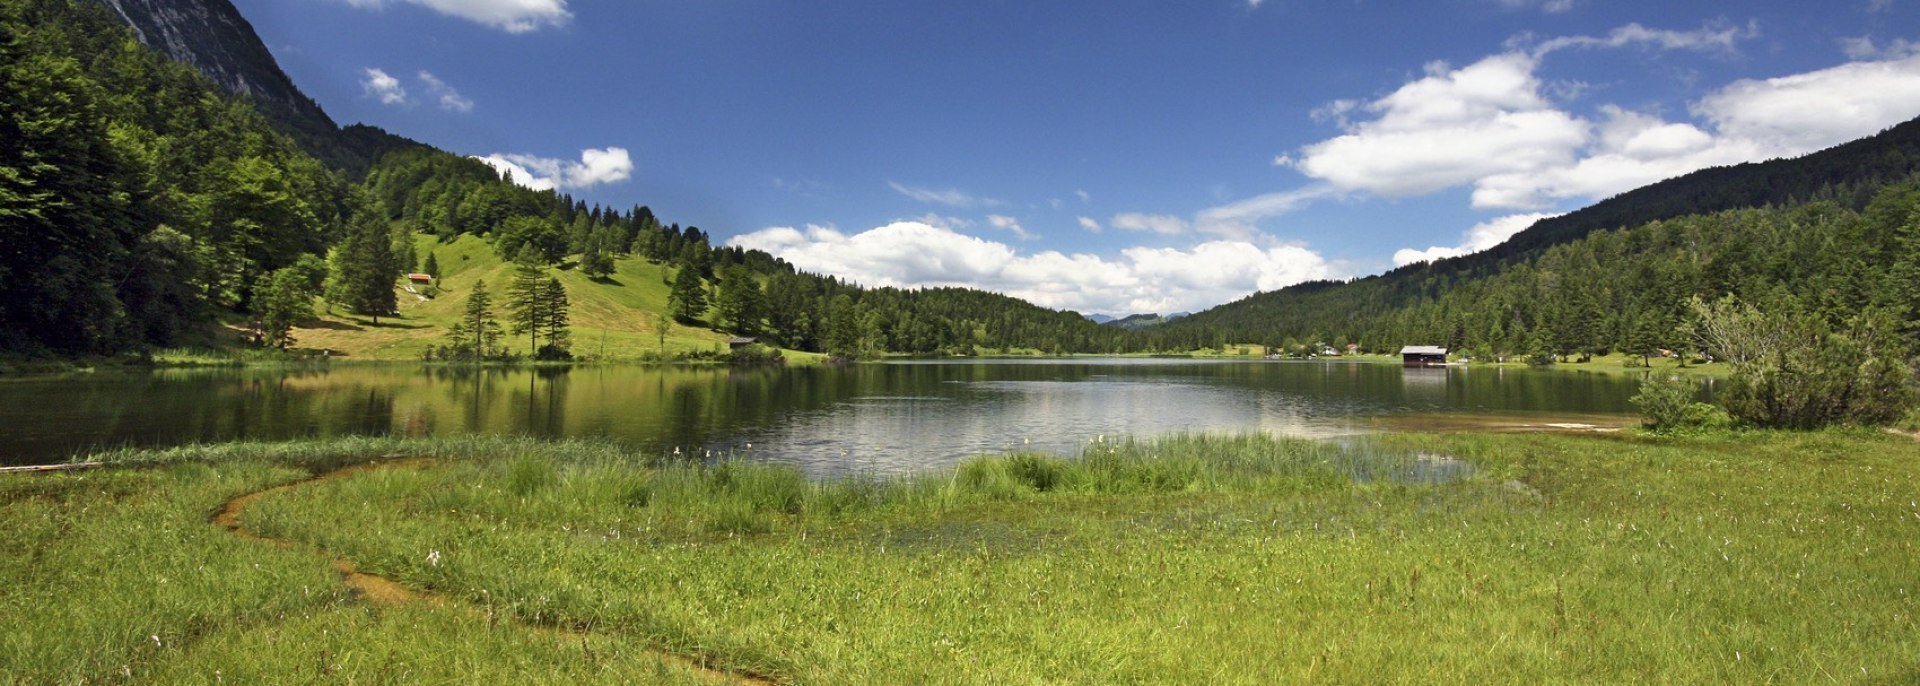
[
  {"x1": 4, "y1": 431, "x2": 1917, "y2": 683},
  {"x1": 218, "y1": 234, "x2": 829, "y2": 365}
]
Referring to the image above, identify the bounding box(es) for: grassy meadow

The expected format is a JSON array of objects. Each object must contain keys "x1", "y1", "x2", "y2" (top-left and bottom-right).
[
  {"x1": 236, "y1": 234, "x2": 823, "y2": 365},
  {"x1": 3, "y1": 431, "x2": 1917, "y2": 683}
]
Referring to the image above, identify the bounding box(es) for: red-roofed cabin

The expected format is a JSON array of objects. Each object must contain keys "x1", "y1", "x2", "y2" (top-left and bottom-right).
[{"x1": 407, "y1": 273, "x2": 433, "y2": 285}]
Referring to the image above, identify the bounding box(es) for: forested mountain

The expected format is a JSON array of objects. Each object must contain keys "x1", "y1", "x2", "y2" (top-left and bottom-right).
[
  {"x1": 1105, "y1": 313, "x2": 1187, "y2": 331},
  {"x1": 1, "y1": 0, "x2": 1126, "y2": 359},
  {"x1": 87, "y1": 0, "x2": 421, "y2": 177},
  {"x1": 1149, "y1": 189, "x2": 1919, "y2": 362},
  {"x1": 1151, "y1": 118, "x2": 1920, "y2": 354},
  {"x1": 1, "y1": 0, "x2": 350, "y2": 354}
]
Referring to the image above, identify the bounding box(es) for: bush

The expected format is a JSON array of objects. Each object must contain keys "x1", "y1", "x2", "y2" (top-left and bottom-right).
[
  {"x1": 1689, "y1": 298, "x2": 1916, "y2": 429},
  {"x1": 726, "y1": 343, "x2": 785, "y2": 367},
  {"x1": 1632, "y1": 374, "x2": 1732, "y2": 432},
  {"x1": 1899, "y1": 407, "x2": 1920, "y2": 433},
  {"x1": 1631, "y1": 374, "x2": 1694, "y2": 429}
]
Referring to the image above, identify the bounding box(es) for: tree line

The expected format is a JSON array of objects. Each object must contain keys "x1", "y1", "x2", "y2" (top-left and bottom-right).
[{"x1": 1148, "y1": 182, "x2": 1920, "y2": 366}]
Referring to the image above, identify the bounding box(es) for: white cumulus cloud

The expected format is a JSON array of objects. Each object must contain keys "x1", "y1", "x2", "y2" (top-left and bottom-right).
[
  {"x1": 727, "y1": 221, "x2": 1341, "y2": 315},
  {"x1": 1393, "y1": 212, "x2": 1559, "y2": 266},
  {"x1": 1296, "y1": 53, "x2": 1590, "y2": 200},
  {"x1": 360, "y1": 67, "x2": 407, "y2": 105},
  {"x1": 1694, "y1": 53, "x2": 1920, "y2": 153},
  {"x1": 476, "y1": 147, "x2": 632, "y2": 191},
  {"x1": 337, "y1": 0, "x2": 569, "y2": 33},
  {"x1": 1295, "y1": 28, "x2": 1920, "y2": 215}
]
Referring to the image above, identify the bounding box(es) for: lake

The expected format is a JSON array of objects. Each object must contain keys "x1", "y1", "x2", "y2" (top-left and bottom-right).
[{"x1": 0, "y1": 359, "x2": 1650, "y2": 473}]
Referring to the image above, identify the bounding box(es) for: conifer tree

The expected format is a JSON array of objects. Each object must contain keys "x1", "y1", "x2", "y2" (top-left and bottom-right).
[
  {"x1": 537, "y1": 276, "x2": 572, "y2": 358},
  {"x1": 714, "y1": 264, "x2": 764, "y2": 334},
  {"x1": 252, "y1": 267, "x2": 314, "y2": 349},
  {"x1": 505, "y1": 246, "x2": 548, "y2": 353},
  {"x1": 580, "y1": 227, "x2": 615, "y2": 279},
  {"x1": 668, "y1": 263, "x2": 708, "y2": 323},
  {"x1": 445, "y1": 279, "x2": 501, "y2": 360},
  {"x1": 324, "y1": 191, "x2": 397, "y2": 324}
]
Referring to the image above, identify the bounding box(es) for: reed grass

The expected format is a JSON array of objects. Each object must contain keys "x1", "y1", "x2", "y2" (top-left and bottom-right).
[{"x1": 6, "y1": 430, "x2": 1918, "y2": 683}]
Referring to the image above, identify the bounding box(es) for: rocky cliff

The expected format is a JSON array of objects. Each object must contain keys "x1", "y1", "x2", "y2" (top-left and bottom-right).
[{"x1": 91, "y1": 0, "x2": 419, "y2": 176}]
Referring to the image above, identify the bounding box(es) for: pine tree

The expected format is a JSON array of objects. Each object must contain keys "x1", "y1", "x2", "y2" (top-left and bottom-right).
[
  {"x1": 580, "y1": 227, "x2": 615, "y2": 279},
  {"x1": 445, "y1": 279, "x2": 501, "y2": 360},
  {"x1": 422, "y1": 251, "x2": 439, "y2": 281},
  {"x1": 537, "y1": 276, "x2": 572, "y2": 359},
  {"x1": 668, "y1": 263, "x2": 708, "y2": 323},
  {"x1": 714, "y1": 264, "x2": 764, "y2": 334},
  {"x1": 251, "y1": 267, "x2": 314, "y2": 349},
  {"x1": 505, "y1": 246, "x2": 548, "y2": 353},
  {"x1": 324, "y1": 192, "x2": 397, "y2": 324},
  {"x1": 393, "y1": 223, "x2": 418, "y2": 275}
]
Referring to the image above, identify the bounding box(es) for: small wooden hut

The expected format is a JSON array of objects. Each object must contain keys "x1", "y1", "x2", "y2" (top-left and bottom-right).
[{"x1": 1399, "y1": 345, "x2": 1448, "y2": 368}]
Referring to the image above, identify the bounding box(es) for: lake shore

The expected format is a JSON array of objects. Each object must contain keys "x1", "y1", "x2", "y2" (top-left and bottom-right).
[{"x1": 5, "y1": 430, "x2": 1915, "y2": 683}]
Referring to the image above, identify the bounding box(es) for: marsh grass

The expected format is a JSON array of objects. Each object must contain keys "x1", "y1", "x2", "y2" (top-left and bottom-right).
[{"x1": 8, "y1": 430, "x2": 1920, "y2": 683}]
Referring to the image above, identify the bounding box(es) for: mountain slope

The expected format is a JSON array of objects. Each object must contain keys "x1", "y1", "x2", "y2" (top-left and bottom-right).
[
  {"x1": 1161, "y1": 116, "x2": 1920, "y2": 347},
  {"x1": 70, "y1": 0, "x2": 1131, "y2": 360},
  {"x1": 91, "y1": 0, "x2": 420, "y2": 176},
  {"x1": 1485, "y1": 116, "x2": 1920, "y2": 264}
]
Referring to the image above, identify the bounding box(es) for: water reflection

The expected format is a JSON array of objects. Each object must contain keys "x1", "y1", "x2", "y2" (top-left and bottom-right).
[{"x1": 0, "y1": 360, "x2": 1652, "y2": 473}]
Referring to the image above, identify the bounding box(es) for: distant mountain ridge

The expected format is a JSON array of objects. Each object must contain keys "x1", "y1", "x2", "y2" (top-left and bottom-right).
[
  {"x1": 1078, "y1": 312, "x2": 1189, "y2": 330},
  {"x1": 1158, "y1": 115, "x2": 1920, "y2": 343}
]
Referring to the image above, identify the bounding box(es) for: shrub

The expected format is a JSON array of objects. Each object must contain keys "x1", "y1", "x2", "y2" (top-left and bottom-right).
[
  {"x1": 726, "y1": 343, "x2": 785, "y2": 367},
  {"x1": 1688, "y1": 298, "x2": 1916, "y2": 429},
  {"x1": 1631, "y1": 374, "x2": 1695, "y2": 430}
]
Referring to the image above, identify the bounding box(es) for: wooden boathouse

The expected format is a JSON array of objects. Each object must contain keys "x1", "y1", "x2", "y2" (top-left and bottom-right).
[{"x1": 1399, "y1": 345, "x2": 1448, "y2": 367}]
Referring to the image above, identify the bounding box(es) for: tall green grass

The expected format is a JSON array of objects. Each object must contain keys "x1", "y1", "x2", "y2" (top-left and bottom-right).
[{"x1": 8, "y1": 430, "x2": 1920, "y2": 683}]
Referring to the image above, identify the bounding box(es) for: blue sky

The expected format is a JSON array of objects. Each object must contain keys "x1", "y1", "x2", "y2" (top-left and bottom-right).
[{"x1": 238, "y1": 0, "x2": 1920, "y2": 316}]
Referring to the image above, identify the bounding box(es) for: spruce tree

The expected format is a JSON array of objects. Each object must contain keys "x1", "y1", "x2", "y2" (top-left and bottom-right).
[
  {"x1": 668, "y1": 263, "x2": 708, "y2": 323},
  {"x1": 446, "y1": 279, "x2": 501, "y2": 360},
  {"x1": 714, "y1": 264, "x2": 764, "y2": 334},
  {"x1": 505, "y1": 246, "x2": 548, "y2": 353},
  {"x1": 252, "y1": 267, "x2": 314, "y2": 349},
  {"x1": 580, "y1": 227, "x2": 615, "y2": 279},
  {"x1": 325, "y1": 192, "x2": 397, "y2": 324},
  {"x1": 538, "y1": 276, "x2": 572, "y2": 359}
]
